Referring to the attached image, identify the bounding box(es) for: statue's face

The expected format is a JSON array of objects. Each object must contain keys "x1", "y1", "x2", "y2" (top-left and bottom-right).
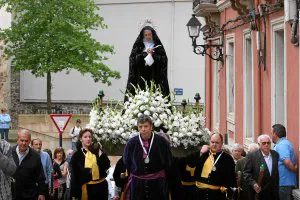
[{"x1": 143, "y1": 30, "x2": 152, "y2": 42}]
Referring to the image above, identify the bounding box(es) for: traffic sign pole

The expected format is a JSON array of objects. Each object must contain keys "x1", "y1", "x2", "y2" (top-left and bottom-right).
[{"x1": 49, "y1": 114, "x2": 72, "y2": 147}]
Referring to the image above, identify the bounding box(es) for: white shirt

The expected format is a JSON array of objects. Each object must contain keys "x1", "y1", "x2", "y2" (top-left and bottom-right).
[
  {"x1": 16, "y1": 146, "x2": 29, "y2": 165},
  {"x1": 69, "y1": 126, "x2": 81, "y2": 142},
  {"x1": 261, "y1": 151, "x2": 273, "y2": 175}
]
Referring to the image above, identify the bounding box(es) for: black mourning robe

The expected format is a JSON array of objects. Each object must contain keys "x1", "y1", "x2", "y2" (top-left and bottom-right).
[
  {"x1": 193, "y1": 151, "x2": 237, "y2": 200},
  {"x1": 113, "y1": 157, "x2": 127, "y2": 193},
  {"x1": 166, "y1": 157, "x2": 183, "y2": 200},
  {"x1": 125, "y1": 26, "x2": 170, "y2": 101},
  {"x1": 123, "y1": 134, "x2": 172, "y2": 200},
  {"x1": 178, "y1": 151, "x2": 200, "y2": 200},
  {"x1": 70, "y1": 150, "x2": 110, "y2": 200}
]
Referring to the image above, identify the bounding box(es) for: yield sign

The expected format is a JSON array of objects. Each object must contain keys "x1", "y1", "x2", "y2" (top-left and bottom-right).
[{"x1": 50, "y1": 114, "x2": 72, "y2": 135}]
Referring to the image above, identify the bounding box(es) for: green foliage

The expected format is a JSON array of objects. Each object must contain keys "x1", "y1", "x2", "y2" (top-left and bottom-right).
[{"x1": 0, "y1": 0, "x2": 120, "y2": 84}]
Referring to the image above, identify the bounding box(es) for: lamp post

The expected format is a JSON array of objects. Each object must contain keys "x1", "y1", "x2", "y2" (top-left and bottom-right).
[
  {"x1": 194, "y1": 92, "x2": 201, "y2": 112},
  {"x1": 98, "y1": 90, "x2": 105, "y2": 111},
  {"x1": 187, "y1": 14, "x2": 223, "y2": 62},
  {"x1": 181, "y1": 99, "x2": 187, "y2": 114}
]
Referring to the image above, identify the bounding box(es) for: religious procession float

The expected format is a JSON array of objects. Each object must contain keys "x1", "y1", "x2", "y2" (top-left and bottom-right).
[{"x1": 88, "y1": 20, "x2": 211, "y2": 156}]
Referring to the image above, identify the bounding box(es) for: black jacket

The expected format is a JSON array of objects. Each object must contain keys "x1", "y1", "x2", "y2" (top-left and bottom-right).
[
  {"x1": 243, "y1": 149, "x2": 279, "y2": 200},
  {"x1": 12, "y1": 146, "x2": 47, "y2": 200}
]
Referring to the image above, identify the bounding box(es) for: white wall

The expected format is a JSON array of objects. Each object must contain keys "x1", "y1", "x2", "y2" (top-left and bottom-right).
[
  {"x1": 20, "y1": 0, "x2": 206, "y2": 103},
  {"x1": 0, "y1": 7, "x2": 11, "y2": 29}
]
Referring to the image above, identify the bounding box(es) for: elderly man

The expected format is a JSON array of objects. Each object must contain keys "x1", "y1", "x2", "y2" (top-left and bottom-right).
[
  {"x1": 243, "y1": 134, "x2": 279, "y2": 200},
  {"x1": 123, "y1": 115, "x2": 173, "y2": 200},
  {"x1": 235, "y1": 143, "x2": 259, "y2": 200},
  {"x1": 31, "y1": 138, "x2": 52, "y2": 199},
  {"x1": 0, "y1": 139, "x2": 17, "y2": 200},
  {"x1": 193, "y1": 133, "x2": 237, "y2": 200},
  {"x1": 12, "y1": 129, "x2": 47, "y2": 200},
  {"x1": 271, "y1": 124, "x2": 297, "y2": 200},
  {"x1": 232, "y1": 143, "x2": 244, "y2": 163}
]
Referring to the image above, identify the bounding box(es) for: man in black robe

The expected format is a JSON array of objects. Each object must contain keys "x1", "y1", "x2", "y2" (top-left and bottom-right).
[
  {"x1": 125, "y1": 25, "x2": 170, "y2": 101},
  {"x1": 123, "y1": 115, "x2": 172, "y2": 200},
  {"x1": 177, "y1": 145, "x2": 209, "y2": 200},
  {"x1": 112, "y1": 157, "x2": 127, "y2": 200},
  {"x1": 193, "y1": 133, "x2": 237, "y2": 200}
]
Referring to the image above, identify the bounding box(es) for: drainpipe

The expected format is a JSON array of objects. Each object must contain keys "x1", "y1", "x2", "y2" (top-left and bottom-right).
[{"x1": 291, "y1": 0, "x2": 299, "y2": 45}]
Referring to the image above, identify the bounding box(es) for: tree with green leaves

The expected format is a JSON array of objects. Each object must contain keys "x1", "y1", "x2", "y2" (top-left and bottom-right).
[{"x1": 0, "y1": 0, "x2": 120, "y2": 113}]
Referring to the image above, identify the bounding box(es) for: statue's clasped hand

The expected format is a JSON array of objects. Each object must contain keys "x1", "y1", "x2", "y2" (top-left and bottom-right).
[{"x1": 147, "y1": 48, "x2": 154, "y2": 54}]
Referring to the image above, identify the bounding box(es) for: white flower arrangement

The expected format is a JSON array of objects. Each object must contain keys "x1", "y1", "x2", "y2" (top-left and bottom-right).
[{"x1": 88, "y1": 82, "x2": 211, "y2": 149}]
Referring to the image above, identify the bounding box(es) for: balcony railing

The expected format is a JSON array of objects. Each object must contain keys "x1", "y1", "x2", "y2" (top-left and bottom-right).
[{"x1": 193, "y1": 0, "x2": 217, "y2": 9}]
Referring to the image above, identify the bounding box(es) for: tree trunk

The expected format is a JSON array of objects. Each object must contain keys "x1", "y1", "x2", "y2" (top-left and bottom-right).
[{"x1": 47, "y1": 72, "x2": 52, "y2": 114}]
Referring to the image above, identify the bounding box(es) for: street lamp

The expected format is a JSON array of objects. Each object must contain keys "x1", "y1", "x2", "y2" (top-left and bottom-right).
[
  {"x1": 187, "y1": 14, "x2": 223, "y2": 62},
  {"x1": 194, "y1": 92, "x2": 201, "y2": 112},
  {"x1": 98, "y1": 90, "x2": 105, "y2": 111}
]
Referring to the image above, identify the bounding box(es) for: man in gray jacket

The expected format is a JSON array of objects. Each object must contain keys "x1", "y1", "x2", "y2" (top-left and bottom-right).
[{"x1": 0, "y1": 139, "x2": 17, "y2": 200}]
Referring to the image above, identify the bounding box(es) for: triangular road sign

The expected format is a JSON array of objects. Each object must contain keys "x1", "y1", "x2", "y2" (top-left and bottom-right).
[{"x1": 50, "y1": 114, "x2": 72, "y2": 135}]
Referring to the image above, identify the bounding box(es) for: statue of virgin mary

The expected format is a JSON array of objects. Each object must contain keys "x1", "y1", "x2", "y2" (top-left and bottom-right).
[{"x1": 124, "y1": 20, "x2": 170, "y2": 101}]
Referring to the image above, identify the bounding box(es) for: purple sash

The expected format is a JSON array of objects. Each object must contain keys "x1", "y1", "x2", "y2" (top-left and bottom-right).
[{"x1": 124, "y1": 169, "x2": 166, "y2": 200}]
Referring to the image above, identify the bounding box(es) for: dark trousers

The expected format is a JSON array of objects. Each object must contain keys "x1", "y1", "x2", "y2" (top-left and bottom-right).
[
  {"x1": 0, "y1": 128, "x2": 9, "y2": 141},
  {"x1": 279, "y1": 186, "x2": 293, "y2": 200},
  {"x1": 53, "y1": 183, "x2": 66, "y2": 200}
]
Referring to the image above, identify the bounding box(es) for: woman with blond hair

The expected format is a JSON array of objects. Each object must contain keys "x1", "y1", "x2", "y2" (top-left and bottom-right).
[{"x1": 0, "y1": 107, "x2": 11, "y2": 141}]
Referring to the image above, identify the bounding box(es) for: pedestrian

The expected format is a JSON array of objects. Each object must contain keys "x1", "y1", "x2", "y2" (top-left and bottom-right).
[
  {"x1": 69, "y1": 119, "x2": 82, "y2": 150},
  {"x1": 64, "y1": 149, "x2": 73, "y2": 200},
  {"x1": 123, "y1": 115, "x2": 173, "y2": 200},
  {"x1": 243, "y1": 134, "x2": 279, "y2": 200},
  {"x1": 271, "y1": 124, "x2": 297, "y2": 200},
  {"x1": 71, "y1": 128, "x2": 110, "y2": 200},
  {"x1": 52, "y1": 148, "x2": 68, "y2": 200},
  {"x1": 235, "y1": 143, "x2": 259, "y2": 200},
  {"x1": 12, "y1": 129, "x2": 47, "y2": 200},
  {"x1": 232, "y1": 143, "x2": 244, "y2": 163},
  {"x1": 178, "y1": 145, "x2": 209, "y2": 200},
  {"x1": 31, "y1": 138, "x2": 52, "y2": 200},
  {"x1": 0, "y1": 107, "x2": 11, "y2": 141},
  {"x1": 159, "y1": 132, "x2": 182, "y2": 200},
  {"x1": 193, "y1": 133, "x2": 237, "y2": 200},
  {"x1": 0, "y1": 139, "x2": 17, "y2": 200},
  {"x1": 112, "y1": 157, "x2": 127, "y2": 200}
]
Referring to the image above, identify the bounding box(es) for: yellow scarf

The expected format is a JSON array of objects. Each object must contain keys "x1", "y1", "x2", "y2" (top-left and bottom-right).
[
  {"x1": 201, "y1": 152, "x2": 215, "y2": 178},
  {"x1": 84, "y1": 150, "x2": 100, "y2": 180}
]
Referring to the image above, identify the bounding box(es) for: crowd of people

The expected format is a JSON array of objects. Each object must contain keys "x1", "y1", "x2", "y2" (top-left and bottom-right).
[{"x1": 0, "y1": 115, "x2": 298, "y2": 200}]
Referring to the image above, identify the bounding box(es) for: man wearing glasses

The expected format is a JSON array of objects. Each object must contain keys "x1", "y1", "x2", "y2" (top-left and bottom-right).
[
  {"x1": 272, "y1": 124, "x2": 297, "y2": 200},
  {"x1": 243, "y1": 134, "x2": 279, "y2": 200}
]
